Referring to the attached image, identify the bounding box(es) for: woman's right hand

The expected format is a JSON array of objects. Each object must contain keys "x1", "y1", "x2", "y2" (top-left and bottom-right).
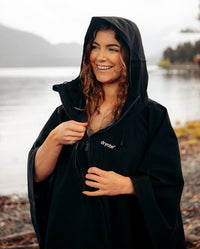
[
  {"x1": 53, "y1": 121, "x2": 88, "y2": 146},
  {"x1": 34, "y1": 121, "x2": 87, "y2": 182}
]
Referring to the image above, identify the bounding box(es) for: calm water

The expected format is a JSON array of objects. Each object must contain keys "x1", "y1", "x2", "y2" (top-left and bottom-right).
[{"x1": 0, "y1": 66, "x2": 200, "y2": 195}]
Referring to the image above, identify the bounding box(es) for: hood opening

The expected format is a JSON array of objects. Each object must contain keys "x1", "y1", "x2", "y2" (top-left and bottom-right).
[{"x1": 81, "y1": 16, "x2": 148, "y2": 101}]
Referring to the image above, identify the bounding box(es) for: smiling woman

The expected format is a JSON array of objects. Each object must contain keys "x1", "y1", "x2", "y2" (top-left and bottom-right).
[
  {"x1": 80, "y1": 24, "x2": 129, "y2": 129},
  {"x1": 28, "y1": 16, "x2": 186, "y2": 249},
  {"x1": 90, "y1": 30, "x2": 122, "y2": 84}
]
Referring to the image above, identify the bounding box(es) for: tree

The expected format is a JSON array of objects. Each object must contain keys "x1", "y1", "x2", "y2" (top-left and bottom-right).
[
  {"x1": 162, "y1": 41, "x2": 200, "y2": 63},
  {"x1": 176, "y1": 42, "x2": 194, "y2": 62},
  {"x1": 163, "y1": 47, "x2": 176, "y2": 63}
]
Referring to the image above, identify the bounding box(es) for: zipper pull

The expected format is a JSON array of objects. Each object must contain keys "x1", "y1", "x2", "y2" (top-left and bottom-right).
[{"x1": 85, "y1": 141, "x2": 89, "y2": 151}]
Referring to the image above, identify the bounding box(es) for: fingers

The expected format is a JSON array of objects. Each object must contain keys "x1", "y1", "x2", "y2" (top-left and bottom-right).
[
  {"x1": 54, "y1": 120, "x2": 88, "y2": 145},
  {"x1": 87, "y1": 167, "x2": 106, "y2": 176},
  {"x1": 85, "y1": 180, "x2": 100, "y2": 189},
  {"x1": 85, "y1": 173, "x2": 101, "y2": 182},
  {"x1": 63, "y1": 121, "x2": 87, "y2": 144},
  {"x1": 84, "y1": 167, "x2": 107, "y2": 190},
  {"x1": 67, "y1": 121, "x2": 88, "y2": 133},
  {"x1": 64, "y1": 130, "x2": 85, "y2": 139},
  {"x1": 81, "y1": 122, "x2": 88, "y2": 127},
  {"x1": 83, "y1": 168, "x2": 107, "y2": 196},
  {"x1": 82, "y1": 190, "x2": 104, "y2": 196},
  {"x1": 83, "y1": 167, "x2": 133, "y2": 196}
]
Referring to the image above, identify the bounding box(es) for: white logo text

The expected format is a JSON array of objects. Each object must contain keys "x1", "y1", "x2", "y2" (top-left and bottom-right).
[{"x1": 100, "y1": 141, "x2": 116, "y2": 149}]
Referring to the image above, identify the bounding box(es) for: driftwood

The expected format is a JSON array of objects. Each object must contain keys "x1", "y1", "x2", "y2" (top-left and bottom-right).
[
  {"x1": 0, "y1": 231, "x2": 38, "y2": 249},
  {"x1": 0, "y1": 244, "x2": 39, "y2": 249}
]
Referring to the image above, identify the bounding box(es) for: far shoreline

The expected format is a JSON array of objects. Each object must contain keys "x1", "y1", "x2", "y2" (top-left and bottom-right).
[{"x1": 159, "y1": 63, "x2": 200, "y2": 77}]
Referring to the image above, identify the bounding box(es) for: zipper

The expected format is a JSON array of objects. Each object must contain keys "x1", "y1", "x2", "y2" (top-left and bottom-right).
[
  {"x1": 74, "y1": 141, "x2": 85, "y2": 184},
  {"x1": 83, "y1": 135, "x2": 93, "y2": 170},
  {"x1": 63, "y1": 102, "x2": 86, "y2": 183},
  {"x1": 114, "y1": 95, "x2": 140, "y2": 126},
  {"x1": 85, "y1": 140, "x2": 89, "y2": 152},
  {"x1": 86, "y1": 137, "x2": 93, "y2": 169}
]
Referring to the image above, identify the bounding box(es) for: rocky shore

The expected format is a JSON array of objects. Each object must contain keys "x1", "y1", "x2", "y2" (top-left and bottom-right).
[
  {"x1": 181, "y1": 154, "x2": 200, "y2": 249},
  {"x1": 0, "y1": 196, "x2": 38, "y2": 248},
  {"x1": 0, "y1": 122, "x2": 200, "y2": 249}
]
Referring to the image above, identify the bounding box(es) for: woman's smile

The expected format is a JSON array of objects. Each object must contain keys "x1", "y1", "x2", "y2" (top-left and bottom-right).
[{"x1": 96, "y1": 64, "x2": 113, "y2": 71}]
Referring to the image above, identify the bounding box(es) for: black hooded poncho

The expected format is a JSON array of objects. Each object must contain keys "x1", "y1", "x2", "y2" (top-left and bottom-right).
[{"x1": 28, "y1": 17, "x2": 186, "y2": 249}]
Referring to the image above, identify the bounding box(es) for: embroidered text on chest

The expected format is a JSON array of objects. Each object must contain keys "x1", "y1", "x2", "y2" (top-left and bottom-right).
[{"x1": 100, "y1": 141, "x2": 116, "y2": 149}]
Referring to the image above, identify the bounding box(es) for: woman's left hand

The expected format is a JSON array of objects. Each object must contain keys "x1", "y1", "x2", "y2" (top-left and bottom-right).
[{"x1": 82, "y1": 167, "x2": 135, "y2": 196}]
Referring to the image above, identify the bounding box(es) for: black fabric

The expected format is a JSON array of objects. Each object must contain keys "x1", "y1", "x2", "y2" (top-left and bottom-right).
[{"x1": 27, "y1": 16, "x2": 186, "y2": 249}]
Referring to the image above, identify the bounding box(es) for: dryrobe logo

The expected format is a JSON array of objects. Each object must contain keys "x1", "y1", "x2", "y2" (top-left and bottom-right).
[{"x1": 100, "y1": 140, "x2": 116, "y2": 149}]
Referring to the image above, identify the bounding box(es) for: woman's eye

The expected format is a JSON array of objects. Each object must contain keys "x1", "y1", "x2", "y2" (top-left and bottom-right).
[
  {"x1": 109, "y1": 48, "x2": 119, "y2": 52},
  {"x1": 91, "y1": 45, "x2": 98, "y2": 50}
]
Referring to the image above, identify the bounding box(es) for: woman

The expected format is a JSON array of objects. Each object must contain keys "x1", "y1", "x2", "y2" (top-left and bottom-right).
[{"x1": 28, "y1": 16, "x2": 186, "y2": 249}]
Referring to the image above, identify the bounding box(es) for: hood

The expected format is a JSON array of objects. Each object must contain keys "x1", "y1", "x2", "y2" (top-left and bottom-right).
[
  {"x1": 53, "y1": 16, "x2": 149, "y2": 121},
  {"x1": 83, "y1": 16, "x2": 148, "y2": 100}
]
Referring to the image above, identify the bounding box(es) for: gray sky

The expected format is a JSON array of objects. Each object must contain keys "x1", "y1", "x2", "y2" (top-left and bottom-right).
[{"x1": 0, "y1": 0, "x2": 199, "y2": 59}]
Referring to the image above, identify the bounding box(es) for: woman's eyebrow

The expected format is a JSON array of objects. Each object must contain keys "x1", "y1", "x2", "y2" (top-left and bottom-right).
[
  {"x1": 92, "y1": 41, "x2": 99, "y2": 45},
  {"x1": 107, "y1": 44, "x2": 120, "y2": 48},
  {"x1": 92, "y1": 41, "x2": 120, "y2": 48}
]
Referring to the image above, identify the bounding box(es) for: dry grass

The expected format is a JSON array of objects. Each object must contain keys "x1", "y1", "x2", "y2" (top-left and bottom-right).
[{"x1": 174, "y1": 120, "x2": 200, "y2": 159}]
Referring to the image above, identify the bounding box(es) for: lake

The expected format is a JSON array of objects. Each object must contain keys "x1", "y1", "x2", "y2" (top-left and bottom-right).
[{"x1": 0, "y1": 66, "x2": 200, "y2": 195}]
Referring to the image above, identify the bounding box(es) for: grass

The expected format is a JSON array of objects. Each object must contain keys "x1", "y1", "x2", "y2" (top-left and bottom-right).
[
  {"x1": 174, "y1": 120, "x2": 200, "y2": 158},
  {"x1": 158, "y1": 59, "x2": 171, "y2": 69},
  {"x1": 175, "y1": 120, "x2": 200, "y2": 140}
]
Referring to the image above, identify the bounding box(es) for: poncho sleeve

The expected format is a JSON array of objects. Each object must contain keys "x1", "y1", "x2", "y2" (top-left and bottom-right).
[
  {"x1": 131, "y1": 103, "x2": 186, "y2": 249},
  {"x1": 27, "y1": 105, "x2": 68, "y2": 248}
]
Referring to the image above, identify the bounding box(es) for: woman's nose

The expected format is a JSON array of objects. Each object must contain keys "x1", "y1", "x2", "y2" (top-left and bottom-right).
[{"x1": 96, "y1": 49, "x2": 106, "y2": 61}]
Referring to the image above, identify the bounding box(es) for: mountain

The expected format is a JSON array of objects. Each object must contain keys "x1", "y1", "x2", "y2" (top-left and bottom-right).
[{"x1": 0, "y1": 24, "x2": 82, "y2": 67}]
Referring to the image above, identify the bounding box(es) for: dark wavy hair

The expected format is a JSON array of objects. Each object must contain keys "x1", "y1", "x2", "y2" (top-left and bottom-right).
[{"x1": 80, "y1": 23, "x2": 129, "y2": 123}]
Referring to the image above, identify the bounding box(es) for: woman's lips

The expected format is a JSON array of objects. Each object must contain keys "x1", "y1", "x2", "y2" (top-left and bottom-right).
[{"x1": 96, "y1": 65, "x2": 112, "y2": 71}]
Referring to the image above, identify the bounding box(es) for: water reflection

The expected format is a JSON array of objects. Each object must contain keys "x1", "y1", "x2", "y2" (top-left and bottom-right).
[{"x1": 148, "y1": 69, "x2": 200, "y2": 125}]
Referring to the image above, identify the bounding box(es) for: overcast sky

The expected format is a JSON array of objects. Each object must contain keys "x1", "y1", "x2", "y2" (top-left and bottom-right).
[{"x1": 0, "y1": 0, "x2": 199, "y2": 59}]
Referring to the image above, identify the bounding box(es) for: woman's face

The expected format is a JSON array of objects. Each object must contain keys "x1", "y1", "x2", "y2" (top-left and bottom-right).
[{"x1": 90, "y1": 29, "x2": 123, "y2": 85}]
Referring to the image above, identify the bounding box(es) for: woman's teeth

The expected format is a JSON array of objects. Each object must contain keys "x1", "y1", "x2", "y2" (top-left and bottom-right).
[{"x1": 97, "y1": 65, "x2": 112, "y2": 70}]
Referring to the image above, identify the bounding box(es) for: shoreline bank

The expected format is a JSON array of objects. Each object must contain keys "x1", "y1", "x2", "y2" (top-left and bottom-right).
[{"x1": 165, "y1": 64, "x2": 200, "y2": 77}]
